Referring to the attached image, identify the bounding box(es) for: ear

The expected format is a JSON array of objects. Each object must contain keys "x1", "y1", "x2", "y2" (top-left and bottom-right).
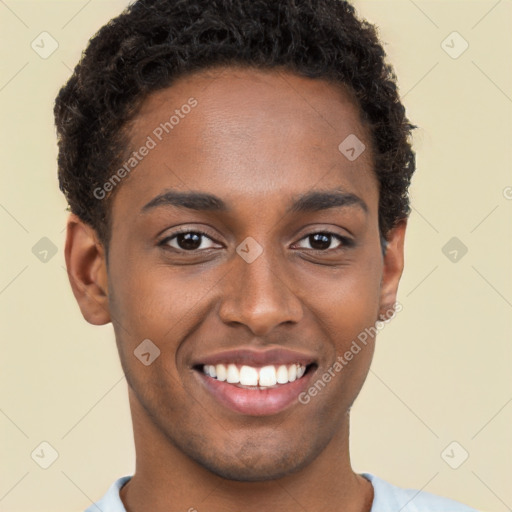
[
  {"x1": 64, "y1": 214, "x2": 111, "y2": 325},
  {"x1": 379, "y1": 219, "x2": 407, "y2": 319}
]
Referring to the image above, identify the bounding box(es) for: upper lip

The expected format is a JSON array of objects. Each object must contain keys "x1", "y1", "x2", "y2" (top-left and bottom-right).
[{"x1": 192, "y1": 347, "x2": 317, "y2": 368}]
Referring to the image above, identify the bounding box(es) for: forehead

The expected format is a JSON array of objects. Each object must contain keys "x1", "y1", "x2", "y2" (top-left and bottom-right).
[{"x1": 112, "y1": 66, "x2": 378, "y2": 219}]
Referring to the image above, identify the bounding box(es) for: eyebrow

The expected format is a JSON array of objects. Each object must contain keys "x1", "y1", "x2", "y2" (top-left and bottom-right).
[
  {"x1": 287, "y1": 189, "x2": 368, "y2": 214},
  {"x1": 141, "y1": 188, "x2": 368, "y2": 215},
  {"x1": 141, "y1": 191, "x2": 227, "y2": 213}
]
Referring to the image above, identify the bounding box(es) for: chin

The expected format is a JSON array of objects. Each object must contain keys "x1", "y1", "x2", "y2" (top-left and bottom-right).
[
  {"x1": 199, "y1": 457, "x2": 304, "y2": 482},
  {"x1": 185, "y1": 440, "x2": 316, "y2": 482}
]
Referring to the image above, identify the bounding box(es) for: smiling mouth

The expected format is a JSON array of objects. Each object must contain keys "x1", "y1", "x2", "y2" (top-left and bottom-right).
[{"x1": 195, "y1": 363, "x2": 316, "y2": 389}]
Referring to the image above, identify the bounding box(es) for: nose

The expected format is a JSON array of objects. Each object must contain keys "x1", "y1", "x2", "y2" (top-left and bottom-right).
[{"x1": 218, "y1": 245, "x2": 303, "y2": 336}]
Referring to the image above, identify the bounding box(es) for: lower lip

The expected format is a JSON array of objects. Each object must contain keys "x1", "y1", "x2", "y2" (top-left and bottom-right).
[{"x1": 195, "y1": 368, "x2": 316, "y2": 416}]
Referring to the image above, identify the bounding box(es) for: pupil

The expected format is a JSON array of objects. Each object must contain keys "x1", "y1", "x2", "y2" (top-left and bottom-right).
[
  {"x1": 178, "y1": 232, "x2": 202, "y2": 250},
  {"x1": 310, "y1": 233, "x2": 331, "y2": 250}
]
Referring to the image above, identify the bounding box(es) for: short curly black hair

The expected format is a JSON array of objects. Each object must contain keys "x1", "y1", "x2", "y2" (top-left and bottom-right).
[{"x1": 54, "y1": 0, "x2": 416, "y2": 249}]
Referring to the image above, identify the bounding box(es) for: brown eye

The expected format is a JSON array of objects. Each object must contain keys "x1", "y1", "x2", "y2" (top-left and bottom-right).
[
  {"x1": 175, "y1": 232, "x2": 203, "y2": 250},
  {"x1": 294, "y1": 232, "x2": 349, "y2": 251},
  {"x1": 161, "y1": 231, "x2": 219, "y2": 251},
  {"x1": 309, "y1": 233, "x2": 335, "y2": 250}
]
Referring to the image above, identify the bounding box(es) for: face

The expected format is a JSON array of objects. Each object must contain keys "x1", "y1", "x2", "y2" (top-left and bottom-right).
[{"x1": 67, "y1": 66, "x2": 405, "y2": 482}]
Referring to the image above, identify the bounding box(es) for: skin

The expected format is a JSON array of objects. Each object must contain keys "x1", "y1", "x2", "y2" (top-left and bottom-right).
[{"x1": 65, "y1": 66, "x2": 406, "y2": 512}]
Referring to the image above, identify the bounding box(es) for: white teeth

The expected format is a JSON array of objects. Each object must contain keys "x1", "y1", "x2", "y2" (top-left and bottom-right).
[
  {"x1": 276, "y1": 365, "x2": 289, "y2": 384},
  {"x1": 202, "y1": 363, "x2": 308, "y2": 387},
  {"x1": 226, "y1": 364, "x2": 239, "y2": 383},
  {"x1": 288, "y1": 364, "x2": 297, "y2": 382},
  {"x1": 258, "y1": 365, "x2": 277, "y2": 387},
  {"x1": 215, "y1": 364, "x2": 226, "y2": 381},
  {"x1": 239, "y1": 365, "x2": 259, "y2": 386}
]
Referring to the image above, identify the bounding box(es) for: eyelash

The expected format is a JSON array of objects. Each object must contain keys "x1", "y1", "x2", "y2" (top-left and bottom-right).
[{"x1": 158, "y1": 229, "x2": 353, "y2": 253}]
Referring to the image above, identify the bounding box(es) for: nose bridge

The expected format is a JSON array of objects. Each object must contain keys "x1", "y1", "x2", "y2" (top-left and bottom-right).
[{"x1": 218, "y1": 238, "x2": 303, "y2": 335}]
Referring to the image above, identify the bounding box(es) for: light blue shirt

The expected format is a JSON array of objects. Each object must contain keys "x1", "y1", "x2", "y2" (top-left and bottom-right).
[{"x1": 85, "y1": 473, "x2": 478, "y2": 511}]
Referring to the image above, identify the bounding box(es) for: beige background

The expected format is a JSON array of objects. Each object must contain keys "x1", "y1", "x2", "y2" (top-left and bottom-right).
[{"x1": 1, "y1": 1, "x2": 511, "y2": 511}]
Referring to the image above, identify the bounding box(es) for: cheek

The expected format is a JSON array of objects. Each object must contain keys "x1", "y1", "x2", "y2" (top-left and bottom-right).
[
  {"x1": 109, "y1": 262, "x2": 193, "y2": 336},
  {"x1": 295, "y1": 258, "x2": 382, "y2": 398},
  {"x1": 304, "y1": 271, "x2": 379, "y2": 412},
  {"x1": 108, "y1": 261, "x2": 222, "y2": 383},
  {"x1": 300, "y1": 256, "x2": 382, "y2": 330}
]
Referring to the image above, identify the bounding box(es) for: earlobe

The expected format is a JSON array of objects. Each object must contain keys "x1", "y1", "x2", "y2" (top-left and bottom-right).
[
  {"x1": 64, "y1": 214, "x2": 111, "y2": 326},
  {"x1": 379, "y1": 219, "x2": 407, "y2": 319}
]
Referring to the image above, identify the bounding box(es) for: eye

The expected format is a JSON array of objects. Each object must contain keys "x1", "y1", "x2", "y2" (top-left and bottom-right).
[
  {"x1": 160, "y1": 230, "x2": 220, "y2": 251},
  {"x1": 293, "y1": 232, "x2": 350, "y2": 251}
]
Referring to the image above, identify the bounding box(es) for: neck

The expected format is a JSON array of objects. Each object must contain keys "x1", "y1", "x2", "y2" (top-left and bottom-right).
[{"x1": 120, "y1": 391, "x2": 373, "y2": 512}]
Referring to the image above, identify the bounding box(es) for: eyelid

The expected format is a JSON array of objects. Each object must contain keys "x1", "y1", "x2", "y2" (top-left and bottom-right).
[
  {"x1": 158, "y1": 227, "x2": 223, "y2": 249},
  {"x1": 292, "y1": 231, "x2": 353, "y2": 251},
  {"x1": 158, "y1": 227, "x2": 354, "y2": 253}
]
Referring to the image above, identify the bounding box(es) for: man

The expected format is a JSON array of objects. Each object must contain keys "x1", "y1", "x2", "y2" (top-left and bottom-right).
[{"x1": 54, "y1": 0, "x2": 478, "y2": 510}]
